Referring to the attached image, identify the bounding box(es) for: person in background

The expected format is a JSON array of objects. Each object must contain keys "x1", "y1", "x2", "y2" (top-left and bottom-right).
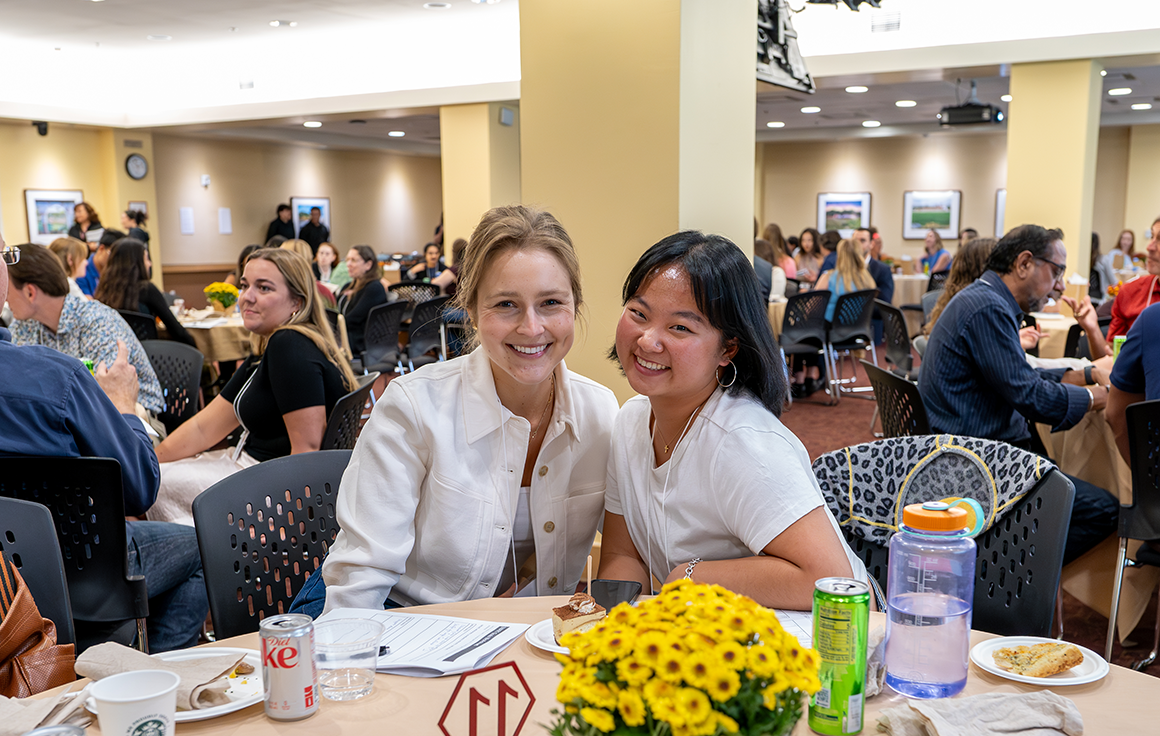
[
  {"x1": 75, "y1": 224, "x2": 122, "y2": 296},
  {"x1": 853, "y1": 227, "x2": 893, "y2": 304},
  {"x1": 869, "y1": 227, "x2": 885, "y2": 260},
  {"x1": 338, "y1": 244, "x2": 388, "y2": 356},
  {"x1": 297, "y1": 207, "x2": 330, "y2": 256},
  {"x1": 786, "y1": 235, "x2": 800, "y2": 256},
  {"x1": 224, "y1": 243, "x2": 262, "y2": 287},
  {"x1": 94, "y1": 238, "x2": 196, "y2": 347},
  {"x1": 67, "y1": 202, "x2": 102, "y2": 243},
  {"x1": 794, "y1": 227, "x2": 823, "y2": 283},
  {"x1": 282, "y1": 239, "x2": 336, "y2": 307},
  {"x1": 958, "y1": 227, "x2": 979, "y2": 247},
  {"x1": 1107, "y1": 217, "x2": 1160, "y2": 340},
  {"x1": 760, "y1": 223, "x2": 797, "y2": 279},
  {"x1": 922, "y1": 237, "x2": 997, "y2": 337},
  {"x1": 150, "y1": 248, "x2": 356, "y2": 525},
  {"x1": 816, "y1": 230, "x2": 843, "y2": 273},
  {"x1": 431, "y1": 237, "x2": 466, "y2": 298},
  {"x1": 0, "y1": 236, "x2": 208, "y2": 652},
  {"x1": 1089, "y1": 232, "x2": 1107, "y2": 302},
  {"x1": 49, "y1": 236, "x2": 89, "y2": 299},
  {"x1": 7, "y1": 242, "x2": 164, "y2": 413},
  {"x1": 1108, "y1": 302, "x2": 1160, "y2": 463},
  {"x1": 265, "y1": 203, "x2": 295, "y2": 243},
  {"x1": 406, "y1": 242, "x2": 445, "y2": 281},
  {"x1": 314, "y1": 242, "x2": 339, "y2": 284},
  {"x1": 814, "y1": 238, "x2": 877, "y2": 323},
  {"x1": 120, "y1": 210, "x2": 150, "y2": 245},
  {"x1": 922, "y1": 229, "x2": 953, "y2": 273},
  {"x1": 751, "y1": 238, "x2": 781, "y2": 303}
]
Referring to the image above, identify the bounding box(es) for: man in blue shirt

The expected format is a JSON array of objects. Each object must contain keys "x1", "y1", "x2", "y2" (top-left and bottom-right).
[
  {"x1": 1108, "y1": 301, "x2": 1160, "y2": 463},
  {"x1": 919, "y1": 224, "x2": 1119, "y2": 563},
  {"x1": 0, "y1": 236, "x2": 207, "y2": 651}
]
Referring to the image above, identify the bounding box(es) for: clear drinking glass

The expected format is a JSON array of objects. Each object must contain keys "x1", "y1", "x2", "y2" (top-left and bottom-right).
[{"x1": 313, "y1": 619, "x2": 384, "y2": 701}]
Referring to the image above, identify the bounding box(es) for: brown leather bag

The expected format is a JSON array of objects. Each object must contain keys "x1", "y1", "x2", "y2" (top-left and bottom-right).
[{"x1": 0, "y1": 552, "x2": 75, "y2": 697}]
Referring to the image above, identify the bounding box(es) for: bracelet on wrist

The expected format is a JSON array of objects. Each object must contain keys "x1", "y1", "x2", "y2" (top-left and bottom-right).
[
  {"x1": 1084, "y1": 365, "x2": 1094, "y2": 385},
  {"x1": 684, "y1": 557, "x2": 702, "y2": 580},
  {"x1": 1084, "y1": 387, "x2": 1094, "y2": 412}
]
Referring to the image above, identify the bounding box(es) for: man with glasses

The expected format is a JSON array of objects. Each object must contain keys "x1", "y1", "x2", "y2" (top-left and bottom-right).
[{"x1": 919, "y1": 224, "x2": 1119, "y2": 564}]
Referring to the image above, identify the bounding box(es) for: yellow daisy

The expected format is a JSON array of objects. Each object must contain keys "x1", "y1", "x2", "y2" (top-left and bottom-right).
[
  {"x1": 617, "y1": 688, "x2": 647, "y2": 727},
  {"x1": 579, "y1": 707, "x2": 616, "y2": 733}
]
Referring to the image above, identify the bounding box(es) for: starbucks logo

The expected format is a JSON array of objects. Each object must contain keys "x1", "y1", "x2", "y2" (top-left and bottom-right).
[{"x1": 130, "y1": 718, "x2": 167, "y2": 736}]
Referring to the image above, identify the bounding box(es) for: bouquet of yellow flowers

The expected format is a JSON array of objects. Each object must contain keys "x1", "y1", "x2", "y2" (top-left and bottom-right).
[
  {"x1": 1107, "y1": 280, "x2": 1122, "y2": 298},
  {"x1": 204, "y1": 281, "x2": 239, "y2": 309},
  {"x1": 548, "y1": 580, "x2": 819, "y2": 736}
]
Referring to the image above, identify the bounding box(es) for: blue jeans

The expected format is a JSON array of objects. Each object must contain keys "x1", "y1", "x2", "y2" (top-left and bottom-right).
[
  {"x1": 289, "y1": 567, "x2": 399, "y2": 618},
  {"x1": 126, "y1": 521, "x2": 208, "y2": 652}
]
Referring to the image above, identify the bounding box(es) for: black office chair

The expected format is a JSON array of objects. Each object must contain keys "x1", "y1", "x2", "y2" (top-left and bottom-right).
[
  {"x1": 388, "y1": 282, "x2": 440, "y2": 313},
  {"x1": 784, "y1": 277, "x2": 801, "y2": 297},
  {"x1": 861, "y1": 360, "x2": 930, "y2": 438},
  {"x1": 876, "y1": 300, "x2": 917, "y2": 381},
  {"x1": 321, "y1": 373, "x2": 380, "y2": 451},
  {"x1": 928, "y1": 269, "x2": 951, "y2": 291},
  {"x1": 360, "y1": 301, "x2": 408, "y2": 376},
  {"x1": 118, "y1": 310, "x2": 158, "y2": 342},
  {"x1": 1021, "y1": 313, "x2": 1039, "y2": 358},
  {"x1": 0, "y1": 497, "x2": 75, "y2": 646},
  {"x1": 1106, "y1": 399, "x2": 1160, "y2": 670},
  {"x1": 191, "y1": 450, "x2": 352, "y2": 639},
  {"x1": 406, "y1": 296, "x2": 451, "y2": 371},
  {"x1": 779, "y1": 291, "x2": 833, "y2": 403},
  {"x1": 141, "y1": 340, "x2": 204, "y2": 435},
  {"x1": 0, "y1": 457, "x2": 149, "y2": 653},
  {"x1": 825, "y1": 288, "x2": 878, "y2": 401}
]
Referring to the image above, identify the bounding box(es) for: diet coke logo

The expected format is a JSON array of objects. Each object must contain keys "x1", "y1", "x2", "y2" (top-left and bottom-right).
[{"x1": 262, "y1": 637, "x2": 300, "y2": 668}]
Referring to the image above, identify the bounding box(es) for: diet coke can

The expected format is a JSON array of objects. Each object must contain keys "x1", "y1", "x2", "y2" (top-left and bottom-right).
[{"x1": 260, "y1": 613, "x2": 319, "y2": 720}]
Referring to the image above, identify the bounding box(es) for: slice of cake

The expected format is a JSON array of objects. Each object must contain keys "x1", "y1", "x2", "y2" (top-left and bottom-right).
[
  {"x1": 552, "y1": 592, "x2": 606, "y2": 644},
  {"x1": 992, "y1": 642, "x2": 1084, "y2": 677}
]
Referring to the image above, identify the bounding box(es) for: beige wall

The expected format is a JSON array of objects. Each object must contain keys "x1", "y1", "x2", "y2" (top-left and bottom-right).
[
  {"x1": 152, "y1": 134, "x2": 443, "y2": 267},
  {"x1": 440, "y1": 101, "x2": 521, "y2": 252},
  {"x1": 1093, "y1": 126, "x2": 1130, "y2": 251},
  {"x1": 1125, "y1": 125, "x2": 1160, "y2": 243}
]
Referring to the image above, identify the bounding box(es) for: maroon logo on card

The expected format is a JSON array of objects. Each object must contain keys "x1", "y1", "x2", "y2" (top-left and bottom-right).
[{"x1": 438, "y1": 661, "x2": 535, "y2": 736}]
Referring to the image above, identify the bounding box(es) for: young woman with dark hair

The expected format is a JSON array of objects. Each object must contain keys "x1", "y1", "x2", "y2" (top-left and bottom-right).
[
  {"x1": 597, "y1": 231, "x2": 864, "y2": 609},
  {"x1": 120, "y1": 210, "x2": 150, "y2": 244},
  {"x1": 338, "y1": 244, "x2": 387, "y2": 354},
  {"x1": 94, "y1": 238, "x2": 196, "y2": 346},
  {"x1": 795, "y1": 227, "x2": 823, "y2": 283}
]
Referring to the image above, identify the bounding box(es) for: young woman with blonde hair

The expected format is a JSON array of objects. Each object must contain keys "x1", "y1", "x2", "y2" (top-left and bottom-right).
[
  {"x1": 48, "y1": 237, "x2": 89, "y2": 298},
  {"x1": 815, "y1": 238, "x2": 876, "y2": 322}
]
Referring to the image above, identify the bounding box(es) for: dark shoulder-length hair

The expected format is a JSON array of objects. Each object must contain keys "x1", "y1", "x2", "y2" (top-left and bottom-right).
[
  {"x1": 609, "y1": 231, "x2": 787, "y2": 416},
  {"x1": 94, "y1": 238, "x2": 149, "y2": 311}
]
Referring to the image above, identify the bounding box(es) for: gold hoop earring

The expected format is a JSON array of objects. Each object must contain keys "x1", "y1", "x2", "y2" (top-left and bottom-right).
[{"x1": 716, "y1": 360, "x2": 737, "y2": 388}]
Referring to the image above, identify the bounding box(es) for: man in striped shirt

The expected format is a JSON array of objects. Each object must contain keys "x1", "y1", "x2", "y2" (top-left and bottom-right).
[{"x1": 919, "y1": 224, "x2": 1119, "y2": 563}]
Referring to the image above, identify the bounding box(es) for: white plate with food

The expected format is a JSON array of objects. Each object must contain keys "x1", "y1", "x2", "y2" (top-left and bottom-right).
[
  {"x1": 88, "y1": 648, "x2": 263, "y2": 722},
  {"x1": 969, "y1": 637, "x2": 1108, "y2": 686},
  {"x1": 525, "y1": 619, "x2": 568, "y2": 655}
]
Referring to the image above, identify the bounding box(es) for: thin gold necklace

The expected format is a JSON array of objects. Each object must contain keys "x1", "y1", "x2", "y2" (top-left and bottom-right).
[
  {"x1": 652, "y1": 396, "x2": 709, "y2": 455},
  {"x1": 530, "y1": 374, "x2": 556, "y2": 440}
]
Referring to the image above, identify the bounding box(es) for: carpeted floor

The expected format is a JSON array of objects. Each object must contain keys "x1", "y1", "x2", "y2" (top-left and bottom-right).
[{"x1": 780, "y1": 356, "x2": 1159, "y2": 677}]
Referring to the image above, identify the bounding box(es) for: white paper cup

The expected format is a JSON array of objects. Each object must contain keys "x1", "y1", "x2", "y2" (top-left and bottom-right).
[{"x1": 90, "y1": 670, "x2": 180, "y2": 736}]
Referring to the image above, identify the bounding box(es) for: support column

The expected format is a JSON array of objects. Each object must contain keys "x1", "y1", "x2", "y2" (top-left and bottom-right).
[
  {"x1": 1124, "y1": 125, "x2": 1160, "y2": 242},
  {"x1": 1005, "y1": 59, "x2": 1102, "y2": 280},
  {"x1": 439, "y1": 102, "x2": 521, "y2": 250},
  {"x1": 520, "y1": 0, "x2": 756, "y2": 400},
  {"x1": 98, "y1": 129, "x2": 163, "y2": 288}
]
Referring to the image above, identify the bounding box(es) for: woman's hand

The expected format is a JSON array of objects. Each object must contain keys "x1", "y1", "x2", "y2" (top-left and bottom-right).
[
  {"x1": 1019, "y1": 325, "x2": 1043, "y2": 351},
  {"x1": 155, "y1": 395, "x2": 240, "y2": 463}
]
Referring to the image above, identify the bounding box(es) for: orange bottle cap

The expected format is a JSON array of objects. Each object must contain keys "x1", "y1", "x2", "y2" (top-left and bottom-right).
[{"x1": 902, "y1": 502, "x2": 969, "y2": 532}]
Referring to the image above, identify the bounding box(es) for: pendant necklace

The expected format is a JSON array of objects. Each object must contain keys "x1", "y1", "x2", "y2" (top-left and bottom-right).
[{"x1": 529, "y1": 374, "x2": 556, "y2": 441}]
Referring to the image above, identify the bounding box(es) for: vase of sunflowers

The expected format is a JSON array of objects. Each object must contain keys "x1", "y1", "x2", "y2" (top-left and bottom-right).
[
  {"x1": 548, "y1": 579, "x2": 819, "y2": 736},
  {"x1": 204, "y1": 282, "x2": 239, "y2": 313}
]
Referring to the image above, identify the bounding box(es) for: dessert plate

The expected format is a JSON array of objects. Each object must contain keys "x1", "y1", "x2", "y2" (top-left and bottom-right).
[
  {"x1": 525, "y1": 618, "x2": 568, "y2": 655},
  {"x1": 969, "y1": 636, "x2": 1108, "y2": 686}
]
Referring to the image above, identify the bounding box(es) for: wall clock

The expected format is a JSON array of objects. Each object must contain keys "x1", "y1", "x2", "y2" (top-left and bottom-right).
[{"x1": 126, "y1": 153, "x2": 148, "y2": 180}]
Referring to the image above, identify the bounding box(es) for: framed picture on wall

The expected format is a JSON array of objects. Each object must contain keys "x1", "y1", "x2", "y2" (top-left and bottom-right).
[
  {"x1": 24, "y1": 189, "x2": 85, "y2": 245},
  {"x1": 290, "y1": 196, "x2": 330, "y2": 238},
  {"x1": 128, "y1": 200, "x2": 148, "y2": 216},
  {"x1": 902, "y1": 190, "x2": 961, "y2": 240},
  {"x1": 816, "y1": 192, "x2": 872, "y2": 238},
  {"x1": 994, "y1": 189, "x2": 1006, "y2": 238}
]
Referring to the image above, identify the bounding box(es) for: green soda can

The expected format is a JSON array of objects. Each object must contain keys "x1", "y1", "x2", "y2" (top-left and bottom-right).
[
  {"x1": 1114, "y1": 335, "x2": 1126, "y2": 359},
  {"x1": 81, "y1": 358, "x2": 95, "y2": 374},
  {"x1": 809, "y1": 578, "x2": 869, "y2": 736}
]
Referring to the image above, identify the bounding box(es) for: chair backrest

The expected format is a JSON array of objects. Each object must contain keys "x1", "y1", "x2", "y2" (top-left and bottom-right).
[
  {"x1": 324, "y1": 310, "x2": 353, "y2": 361},
  {"x1": 408, "y1": 296, "x2": 451, "y2": 359},
  {"x1": 1020, "y1": 313, "x2": 1039, "y2": 357},
  {"x1": 141, "y1": 340, "x2": 203, "y2": 434},
  {"x1": 118, "y1": 310, "x2": 158, "y2": 342},
  {"x1": 779, "y1": 290, "x2": 830, "y2": 352},
  {"x1": 388, "y1": 282, "x2": 440, "y2": 306},
  {"x1": 921, "y1": 289, "x2": 942, "y2": 322},
  {"x1": 784, "y1": 278, "x2": 800, "y2": 297},
  {"x1": 875, "y1": 300, "x2": 912, "y2": 374},
  {"x1": 362, "y1": 301, "x2": 408, "y2": 372},
  {"x1": 191, "y1": 450, "x2": 352, "y2": 639},
  {"x1": 321, "y1": 373, "x2": 379, "y2": 450},
  {"x1": 861, "y1": 360, "x2": 929, "y2": 437},
  {"x1": 0, "y1": 458, "x2": 148, "y2": 625},
  {"x1": 1063, "y1": 323, "x2": 1083, "y2": 359},
  {"x1": 1123, "y1": 399, "x2": 1160, "y2": 540},
  {"x1": 828, "y1": 288, "x2": 878, "y2": 346},
  {"x1": 927, "y1": 270, "x2": 950, "y2": 291},
  {"x1": 0, "y1": 497, "x2": 75, "y2": 646}
]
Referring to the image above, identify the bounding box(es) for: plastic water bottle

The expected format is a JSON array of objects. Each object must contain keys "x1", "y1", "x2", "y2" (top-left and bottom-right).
[{"x1": 884, "y1": 500, "x2": 981, "y2": 698}]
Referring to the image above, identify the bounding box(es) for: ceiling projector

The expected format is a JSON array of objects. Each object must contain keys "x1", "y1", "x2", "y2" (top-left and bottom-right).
[{"x1": 937, "y1": 80, "x2": 1006, "y2": 126}]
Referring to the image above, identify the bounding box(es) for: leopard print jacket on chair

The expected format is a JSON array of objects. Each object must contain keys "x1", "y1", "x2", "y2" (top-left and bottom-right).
[{"x1": 812, "y1": 435, "x2": 1054, "y2": 546}]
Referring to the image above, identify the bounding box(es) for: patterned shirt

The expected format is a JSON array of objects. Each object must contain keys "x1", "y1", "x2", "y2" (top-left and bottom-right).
[{"x1": 10, "y1": 295, "x2": 164, "y2": 412}]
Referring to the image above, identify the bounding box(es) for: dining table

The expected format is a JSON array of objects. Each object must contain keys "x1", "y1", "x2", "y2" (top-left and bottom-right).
[
  {"x1": 177, "y1": 310, "x2": 252, "y2": 365},
  {"x1": 45, "y1": 595, "x2": 1158, "y2": 735},
  {"x1": 1027, "y1": 312, "x2": 1078, "y2": 360}
]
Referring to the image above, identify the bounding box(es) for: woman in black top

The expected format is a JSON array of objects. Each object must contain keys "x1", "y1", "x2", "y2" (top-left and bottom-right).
[
  {"x1": 338, "y1": 244, "x2": 387, "y2": 354},
  {"x1": 120, "y1": 209, "x2": 150, "y2": 244},
  {"x1": 151, "y1": 248, "x2": 357, "y2": 525},
  {"x1": 94, "y1": 238, "x2": 197, "y2": 347},
  {"x1": 67, "y1": 202, "x2": 102, "y2": 242},
  {"x1": 406, "y1": 242, "x2": 444, "y2": 281}
]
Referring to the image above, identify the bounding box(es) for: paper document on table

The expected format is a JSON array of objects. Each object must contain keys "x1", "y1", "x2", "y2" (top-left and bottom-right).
[
  {"x1": 183, "y1": 318, "x2": 228, "y2": 329},
  {"x1": 773, "y1": 608, "x2": 813, "y2": 649},
  {"x1": 319, "y1": 608, "x2": 530, "y2": 677}
]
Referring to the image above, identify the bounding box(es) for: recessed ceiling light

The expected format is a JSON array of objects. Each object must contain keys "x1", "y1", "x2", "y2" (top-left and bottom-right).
[
  {"x1": 801, "y1": 106, "x2": 821, "y2": 114},
  {"x1": 423, "y1": 2, "x2": 451, "y2": 8},
  {"x1": 862, "y1": 120, "x2": 881, "y2": 128},
  {"x1": 766, "y1": 121, "x2": 785, "y2": 128},
  {"x1": 1132, "y1": 103, "x2": 1153, "y2": 110},
  {"x1": 1100, "y1": 70, "x2": 1108, "y2": 77},
  {"x1": 388, "y1": 131, "x2": 406, "y2": 137},
  {"x1": 895, "y1": 100, "x2": 916, "y2": 108},
  {"x1": 1109, "y1": 87, "x2": 1132, "y2": 96},
  {"x1": 1001, "y1": 94, "x2": 1012, "y2": 102},
  {"x1": 269, "y1": 20, "x2": 297, "y2": 27},
  {"x1": 471, "y1": 0, "x2": 501, "y2": 4},
  {"x1": 845, "y1": 85, "x2": 868, "y2": 94},
  {"x1": 146, "y1": 35, "x2": 172, "y2": 41},
  {"x1": 303, "y1": 121, "x2": 322, "y2": 128}
]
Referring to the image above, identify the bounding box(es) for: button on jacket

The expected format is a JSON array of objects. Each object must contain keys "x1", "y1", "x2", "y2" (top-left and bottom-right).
[{"x1": 322, "y1": 347, "x2": 619, "y2": 612}]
